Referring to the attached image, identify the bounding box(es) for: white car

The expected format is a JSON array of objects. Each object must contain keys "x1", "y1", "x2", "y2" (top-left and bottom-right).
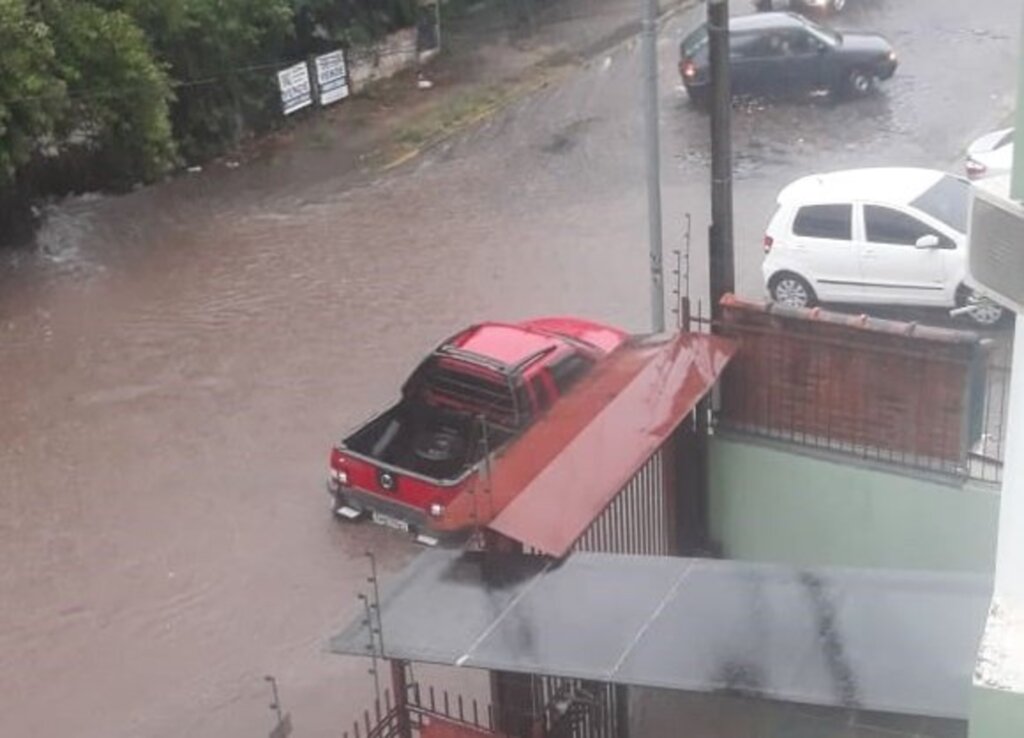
[
  {"x1": 755, "y1": 0, "x2": 848, "y2": 12},
  {"x1": 966, "y1": 127, "x2": 1014, "y2": 181},
  {"x1": 761, "y1": 167, "x2": 1006, "y2": 326}
]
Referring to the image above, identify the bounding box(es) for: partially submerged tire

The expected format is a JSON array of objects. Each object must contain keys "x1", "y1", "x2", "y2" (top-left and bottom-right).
[
  {"x1": 770, "y1": 273, "x2": 816, "y2": 309},
  {"x1": 958, "y1": 288, "x2": 1006, "y2": 327},
  {"x1": 845, "y1": 68, "x2": 875, "y2": 98}
]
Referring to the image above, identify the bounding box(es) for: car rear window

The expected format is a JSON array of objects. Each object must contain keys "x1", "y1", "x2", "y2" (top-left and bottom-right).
[
  {"x1": 792, "y1": 204, "x2": 852, "y2": 240},
  {"x1": 909, "y1": 175, "x2": 969, "y2": 234},
  {"x1": 416, "y1": 358, "x2": 519, "y2": 428},
  {"x1": 548, "y1": 352, "x2": 595, "y2": 395},
  {"x1": 681, "y1": 25, "x2": 707, "y2": 58}
]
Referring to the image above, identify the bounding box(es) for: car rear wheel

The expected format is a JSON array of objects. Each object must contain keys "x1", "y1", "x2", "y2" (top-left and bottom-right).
[{"x1": 770, "y1": 273, "x2": 816, "y2": 309}]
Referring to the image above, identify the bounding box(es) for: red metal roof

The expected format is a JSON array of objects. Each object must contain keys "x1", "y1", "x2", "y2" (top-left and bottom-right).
[{"x1": 433, "y1": 332, "x2": 734, "y2": 556}]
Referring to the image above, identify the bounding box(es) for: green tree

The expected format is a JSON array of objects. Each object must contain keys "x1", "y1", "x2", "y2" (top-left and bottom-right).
[
  {"x1": 292, "y1": 0, "x2": 418, "y2": 50},
  {"x1": 0, "y1": 0, "x2": 65, "y2": 186},
  {"x1": 117, "y1": 0, "x2": 294, "y2": 160},
  {"x1": 43, "y1": 1, "x2": 176, "y2": 184}
]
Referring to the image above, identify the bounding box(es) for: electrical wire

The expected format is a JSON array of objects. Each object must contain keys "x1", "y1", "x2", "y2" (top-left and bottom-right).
[{"x1": 0, "y1": 0, "x2": 683, "y2": 107}]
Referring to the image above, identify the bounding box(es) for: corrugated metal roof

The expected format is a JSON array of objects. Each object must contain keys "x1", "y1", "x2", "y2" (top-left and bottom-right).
[
  {"x1": 431, "y1": 333, "x2": 734, "y2": 554},
  {"x1": 330, "y1": 550, "x2": 991, "y2": 720},
  {"x1": 487, "y1": 333, "x2": 732, "y2": 556}
]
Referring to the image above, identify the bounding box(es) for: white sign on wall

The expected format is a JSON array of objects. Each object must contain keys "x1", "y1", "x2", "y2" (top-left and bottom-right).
[
  {"x1": 277, "y1": 62, "x2": 312, "y2": 115},
  {"x1": 315, "y1": 51, "x2": 350, "y2": 106}
]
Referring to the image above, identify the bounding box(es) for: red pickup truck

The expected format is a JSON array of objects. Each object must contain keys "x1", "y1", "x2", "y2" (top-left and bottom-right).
[{"x1": 327, "y1": 317, "x2": 627, "y2": 543}]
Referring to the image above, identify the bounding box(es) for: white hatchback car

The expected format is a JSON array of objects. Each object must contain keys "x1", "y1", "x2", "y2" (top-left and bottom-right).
[{"x1": 761, "y1": 167, "x2": 1006, "y2": 325}]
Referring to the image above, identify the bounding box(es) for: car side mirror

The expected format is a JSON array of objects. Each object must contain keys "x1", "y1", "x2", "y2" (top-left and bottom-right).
[{"x1": 915, "y1": 234, "x2": 940, "y2": 249}]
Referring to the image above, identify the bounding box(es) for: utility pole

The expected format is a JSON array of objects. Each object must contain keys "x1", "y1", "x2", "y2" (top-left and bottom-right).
[
  {"x1": 707, "y1": 0, "x2": 735, "y2": 317},
  {"x1": 642, "y1": 0, "x2": 665, "y2": 332}
]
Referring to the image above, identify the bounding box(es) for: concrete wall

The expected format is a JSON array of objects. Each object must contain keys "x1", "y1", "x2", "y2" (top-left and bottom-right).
[
  {"x1": 709, "y1": 435, "x2": 999, "y2": 573},
  {"x1": 631, "y1": 689, "x2": 966, "y2": 738},
  {"x1": 348, "y1": 28, "x2": 421, "y2": 93}
]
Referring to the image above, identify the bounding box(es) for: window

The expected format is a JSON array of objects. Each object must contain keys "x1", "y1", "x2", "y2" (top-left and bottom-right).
[
  {"x1": 548, "y1": 352, "x2": 595, "y2": 395},
  {"x1": 864, "y1": 205, "x2": 949, "y2": 247},
  {"x1": 909, "y1": 175, "x2": 969, "y2": 233},
  {"x1": 681, "y1": 26, "x2": 707, "y2": 57},
  {"x1": 786, "y1": 29, "x2": 820, "y2": 55},
  {"x1": 730, "y1": 33, "x2": 764, "y2": 59},
  {"x1": 800, "y1": 16, "x2": 840, "y2": 45},
  {"x1": 792, "y1": 204, "x2": 852, "y2": 240},
  {"x1": 530, "y1": 376, "x2": 554, "y2": 413}
]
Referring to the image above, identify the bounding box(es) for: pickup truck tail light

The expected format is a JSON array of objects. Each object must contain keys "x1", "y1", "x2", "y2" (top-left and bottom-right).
[
  {"x1": 763, "y1": 235, "x2": 774, "y2": 254},
  {"x1": 329, "y1": 447, "x2": 349, "y2": 485}
]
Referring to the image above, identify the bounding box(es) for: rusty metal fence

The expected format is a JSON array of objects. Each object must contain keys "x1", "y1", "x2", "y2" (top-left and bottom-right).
[
  {"x1": 683, "y1": 298, "x2": 1010, "y2": 485},
  {"x1": 342, "y1": 683, "x2": 498, "y2": 738}
]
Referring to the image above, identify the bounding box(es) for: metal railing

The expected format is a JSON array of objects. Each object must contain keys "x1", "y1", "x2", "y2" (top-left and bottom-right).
[
  {"x1": 681, "y1": 297, "x2": 1010, "y2": 485},
  {"x1": 342, "y1": 684, "x2": 498, "y2": 738}
]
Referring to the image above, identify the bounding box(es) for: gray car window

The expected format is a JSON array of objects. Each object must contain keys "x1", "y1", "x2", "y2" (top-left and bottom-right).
[
  {"x1": 864, "y1": 205, "x2": 949, "y2": 247},
  {"x1": 792, "y1": 204, "x2": 852, "y2": 240}
]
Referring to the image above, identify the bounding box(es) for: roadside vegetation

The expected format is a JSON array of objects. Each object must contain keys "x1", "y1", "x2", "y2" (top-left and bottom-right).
[{"x1": 0, "y1": 0, "x2": 420, "y2": 221}]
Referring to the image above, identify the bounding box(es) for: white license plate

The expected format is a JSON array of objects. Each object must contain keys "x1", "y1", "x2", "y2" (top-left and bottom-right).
[{"x1": 371, "y1": 511, "x2": 410, "y2": 532}]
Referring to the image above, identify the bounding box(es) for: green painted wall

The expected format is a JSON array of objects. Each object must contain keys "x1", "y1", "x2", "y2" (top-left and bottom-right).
[
  {"x1": 971, "y1": 684, "x2": 1024, "y2": 738},
  {"x1": 709, "y1": 436, "x2": 999, "y2": 573}
]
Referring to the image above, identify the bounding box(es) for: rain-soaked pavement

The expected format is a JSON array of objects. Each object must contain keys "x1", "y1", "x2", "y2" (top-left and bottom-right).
[{"x1": 0, "y1": 1, "x2": 1018, "y2": 736}]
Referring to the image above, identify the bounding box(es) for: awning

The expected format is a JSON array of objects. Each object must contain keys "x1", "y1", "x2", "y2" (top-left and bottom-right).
[
  {"x1": 434, "y1": 333, "x2": 735, "y2": 557},
  {"x1": 330, "y1": 550, "x2": 991, "y2": 720}
]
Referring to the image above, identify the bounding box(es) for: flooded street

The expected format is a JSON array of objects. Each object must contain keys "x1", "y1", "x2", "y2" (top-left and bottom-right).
[{"x1": 0, "y1": 0, "x2": 1018, "y2": 736}]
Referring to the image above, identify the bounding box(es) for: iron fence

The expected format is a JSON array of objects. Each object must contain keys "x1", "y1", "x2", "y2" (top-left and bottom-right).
[
  {"x1": 968, "y1": 345, "x2": 1010, "y2": 484},
  {"x1": 339, "y1": 676, "x2": 624, "y2": 738},
  {"x1": 572, "y1": 447, "x2": 674, "y2": 556},
  {"x1": 681, "y1": 297, "x2": 1010, "y2": 484},
  {"x1": 342, "y1": 683, "x2": 497, "y2": 738}
]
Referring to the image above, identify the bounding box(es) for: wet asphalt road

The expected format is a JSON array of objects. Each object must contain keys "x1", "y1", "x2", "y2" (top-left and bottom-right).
[{"x1": 0, "y1": 1, "x2": 1018, "y2": 736}]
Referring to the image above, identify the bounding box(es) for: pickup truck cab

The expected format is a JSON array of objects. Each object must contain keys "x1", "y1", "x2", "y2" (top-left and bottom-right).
[{"x1": 327, "y1": 317, "x2": 627, "y2": 543}]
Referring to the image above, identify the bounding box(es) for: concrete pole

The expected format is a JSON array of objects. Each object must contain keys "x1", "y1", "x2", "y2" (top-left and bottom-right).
[
  {"x1": 994, "y1": 2, "x2": 1024, "y2": 604},
  {"x1": 642, "y1": 0, "x2": 666, "y2": 333},
  {"x1": 708, "y1": 0, "x2": 735, "y2": 317}
]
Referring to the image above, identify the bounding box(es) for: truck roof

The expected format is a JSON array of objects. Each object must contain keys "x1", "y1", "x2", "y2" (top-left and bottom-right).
[{"x1": 444, "y1": 323, "x2": 566, "y2": 372}]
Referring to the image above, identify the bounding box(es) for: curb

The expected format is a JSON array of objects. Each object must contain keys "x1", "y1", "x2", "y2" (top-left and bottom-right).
[{"x1": 377, "y1": 0, "x2": 701, "y2": 172}]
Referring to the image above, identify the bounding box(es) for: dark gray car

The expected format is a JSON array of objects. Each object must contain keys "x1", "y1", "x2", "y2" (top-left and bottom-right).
[{"x1": 679, "y1": 12, "x2": 897, "y2": 106}]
